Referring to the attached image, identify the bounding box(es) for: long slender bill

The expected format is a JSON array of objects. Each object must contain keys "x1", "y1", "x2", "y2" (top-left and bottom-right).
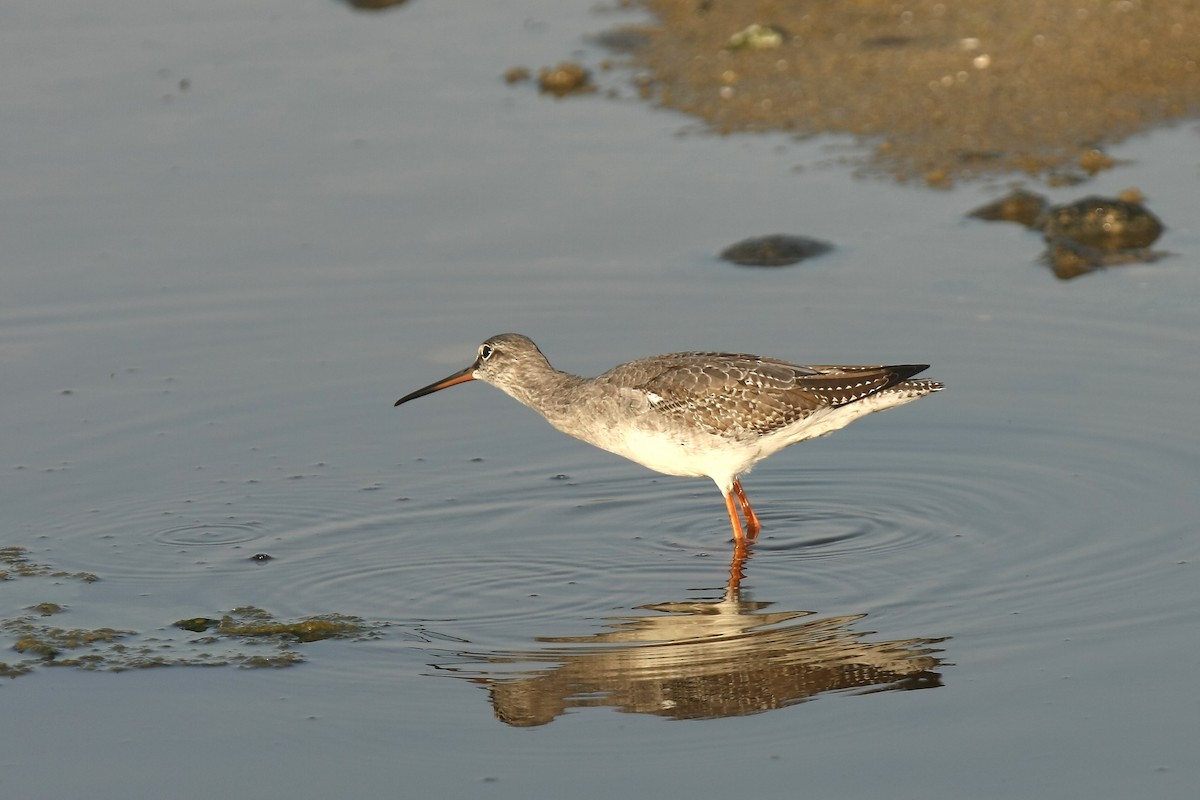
[{"x1": 394, "y1": 365, "x2": 476, "y2": 406}]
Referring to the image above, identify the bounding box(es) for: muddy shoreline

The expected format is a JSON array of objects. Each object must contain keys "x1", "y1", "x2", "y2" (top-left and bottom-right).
[{"x1": 623, "y1": 0, "x2": 1200, "y2": 185}]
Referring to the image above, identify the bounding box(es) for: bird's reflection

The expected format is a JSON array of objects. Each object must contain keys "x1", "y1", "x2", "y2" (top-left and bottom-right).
[{"x1": 433, "y1": 545, "x2": 948, "y2": 726}]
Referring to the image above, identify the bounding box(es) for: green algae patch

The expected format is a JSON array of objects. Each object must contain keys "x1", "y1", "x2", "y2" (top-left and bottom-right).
[
  {"x1": 173, "y1": 617, "x2": 219, "y2": 633},
  {"x1": 2, "y1": 547, "x2": 384, "y2": 680},
  {"x1": 0, "y1": 547, "x2": 98, "y2": 583},
  {"x1": 1, "y1": 661, "x2": 35, "y2": 678},
  {"x1": 4, "y1": 607, "x2": 380, "y2": 677},
  {"x1": 27, "y1": 603, "x2": 65, "y2": 617},
  {"x1": 211, "y1": 606, "x2": 373, "y2": 644},
  {"x1": 5, "y1": 619, "x2": 135, "y2": 659},
  {"x1": 1, "y1": 546, "x2": 49, "y2": 580}
]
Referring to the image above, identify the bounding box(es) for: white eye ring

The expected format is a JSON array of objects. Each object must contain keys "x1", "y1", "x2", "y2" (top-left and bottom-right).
[{"x1": 480, "y1": 344, "x2": 494, "y2": 360}]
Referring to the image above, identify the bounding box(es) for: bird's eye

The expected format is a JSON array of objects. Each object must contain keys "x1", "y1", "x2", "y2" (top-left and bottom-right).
[{"x1": 480, "y1": 344, "x2": 494, "y2": 361}]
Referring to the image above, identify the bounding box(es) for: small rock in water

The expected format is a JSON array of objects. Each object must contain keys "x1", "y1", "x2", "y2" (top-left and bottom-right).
[
  {"x1": 174, "y1": 617, "x2": 219, "y2": 633},
  {"x1": 344, "y1": 0, "x2": 409, "y2": 9},
  {"x1": 503, "y1": 66, "x2": 531, "y2": 84},
  {"x1": 1040, "y1": 195, "x2": 1164, "y2": 250},
  {"x1": 537, "y1": 62, "x2": 593, "y2": 97},
  {"x1": 968, "y1": 189, "x2": 1167, "y2": 279},
  {"x1": 719, "y1": 235, "x2": 832, "y2": 267},
  {"x1": 1043, "y1": 238, "x2": 1167, "y2": 281},
  {"x1": 967, "y1": 189, "x2": 1048, "y2": 229}
]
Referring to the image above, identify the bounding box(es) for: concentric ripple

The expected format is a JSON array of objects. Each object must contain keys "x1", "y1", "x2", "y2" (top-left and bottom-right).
[{"x1": 149, "y1": 522, "x2": 268, "y2": 547}]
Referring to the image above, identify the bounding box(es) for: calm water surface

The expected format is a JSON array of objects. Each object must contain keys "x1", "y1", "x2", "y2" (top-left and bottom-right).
[{"x1": 3, "y1": 1, "x2": 1198, "y2": 798}]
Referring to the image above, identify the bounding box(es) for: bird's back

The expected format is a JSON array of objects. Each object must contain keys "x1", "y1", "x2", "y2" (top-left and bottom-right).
[{"x1": 595, "y1": 352, "x2": 940, "y2": 441}]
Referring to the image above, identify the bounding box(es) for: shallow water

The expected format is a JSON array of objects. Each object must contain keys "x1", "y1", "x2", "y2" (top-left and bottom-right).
[{"x1": 3, "y1": 1, "x2": 1199, "y2": 798}]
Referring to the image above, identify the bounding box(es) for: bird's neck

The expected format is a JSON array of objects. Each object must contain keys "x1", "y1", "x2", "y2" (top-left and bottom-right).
[{"x1": 494, "y1": 365, "x2": 588, "y2": 425}]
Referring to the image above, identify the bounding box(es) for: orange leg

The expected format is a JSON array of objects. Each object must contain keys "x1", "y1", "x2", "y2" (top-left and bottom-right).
[
  {"x1": 732, "y1": 479, "x2": 761, "y2": 539},
  {"x1": 723, "y1": 490, "x2": 747, "y2": 543}
]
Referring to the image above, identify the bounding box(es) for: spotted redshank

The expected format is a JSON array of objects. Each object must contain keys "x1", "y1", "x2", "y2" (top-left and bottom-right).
[{"x1": 394, "y1": 334, "x2": 942, "y2": 544}]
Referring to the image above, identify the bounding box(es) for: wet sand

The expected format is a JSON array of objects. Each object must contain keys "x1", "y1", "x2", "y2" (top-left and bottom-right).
[{"x1": 626, "y1": 0, "x2": 1200, "y2": 184}]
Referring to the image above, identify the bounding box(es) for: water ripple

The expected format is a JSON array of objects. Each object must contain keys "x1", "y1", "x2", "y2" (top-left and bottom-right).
[{"x1": 148, "y1": 522, "x2": 268, "y2": 547}]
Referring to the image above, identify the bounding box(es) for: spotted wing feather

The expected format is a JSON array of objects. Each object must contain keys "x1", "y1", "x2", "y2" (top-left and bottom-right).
[{"x1": 598, "y1": 353, "x2": 930, "y2": 438}]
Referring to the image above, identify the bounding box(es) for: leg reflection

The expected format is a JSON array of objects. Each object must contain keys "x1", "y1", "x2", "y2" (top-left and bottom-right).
[{"x1": 726, "y1": 539, "x2": 753, "y2": 596}]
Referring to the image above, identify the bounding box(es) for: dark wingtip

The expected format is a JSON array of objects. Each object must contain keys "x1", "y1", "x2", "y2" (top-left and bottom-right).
[{"x1": 890, "y1": 364, "x2": 931, "y2": 382}]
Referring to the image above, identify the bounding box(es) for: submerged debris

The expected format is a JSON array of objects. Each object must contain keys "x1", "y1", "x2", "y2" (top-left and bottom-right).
[{"x1": 719, "y1": 234, "x2": 833, "y2": 267}]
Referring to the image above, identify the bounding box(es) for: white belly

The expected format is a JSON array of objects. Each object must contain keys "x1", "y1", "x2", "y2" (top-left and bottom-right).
[
  {"x1": 578, "y1": 423, "x2": 762, "y2": 488},
  {"x1": 539, "y1": 385, "x2": 927, "y2": 491}
]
